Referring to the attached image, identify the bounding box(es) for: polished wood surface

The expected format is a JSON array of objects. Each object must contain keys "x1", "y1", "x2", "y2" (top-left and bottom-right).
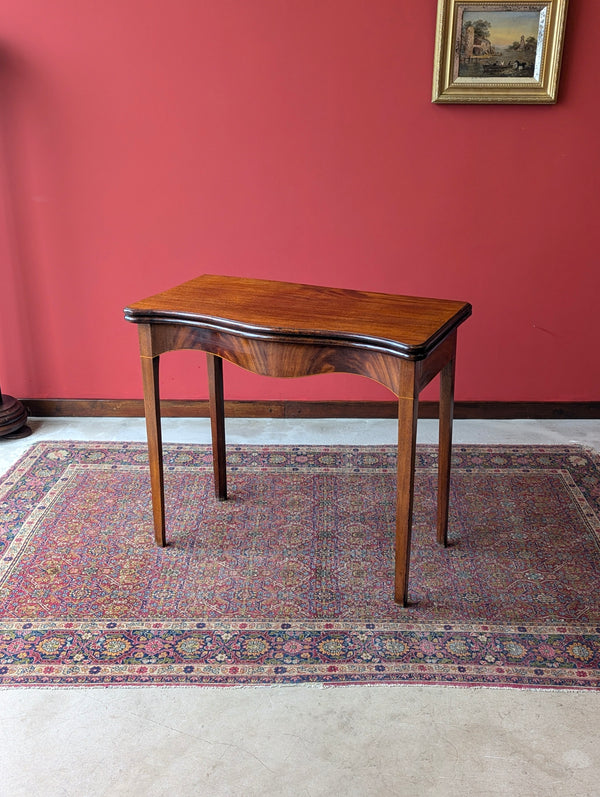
[
  {"x1": 125, "y1": 274, "x2": 471, "y2": 606},
  {"x1": 125, "y1": 274, "x2": 470, "y2": 360},
  {"x1": 22, "y1": 398, "x2": 600, "y2": 419}
]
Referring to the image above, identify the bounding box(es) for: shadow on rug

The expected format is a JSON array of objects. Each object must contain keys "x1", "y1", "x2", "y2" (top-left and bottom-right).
[{"x1": 1, "y1": 442, "x2": 599, "y2": 688}]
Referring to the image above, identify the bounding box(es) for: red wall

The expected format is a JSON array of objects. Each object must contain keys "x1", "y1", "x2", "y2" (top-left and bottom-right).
[{"x1": 1, "y1": 1, "x2": 598, "y2": 403}]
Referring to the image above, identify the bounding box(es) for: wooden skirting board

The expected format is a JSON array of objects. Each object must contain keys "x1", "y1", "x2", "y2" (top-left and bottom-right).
[{"x1": 22, "y1": 399, "x2": 600, "y2": 420}]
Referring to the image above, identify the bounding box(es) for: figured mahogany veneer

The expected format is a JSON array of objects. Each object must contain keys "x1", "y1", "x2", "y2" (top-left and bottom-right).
[{"x1": 125, "y1": 274, "x2": 472, "y2": 606}]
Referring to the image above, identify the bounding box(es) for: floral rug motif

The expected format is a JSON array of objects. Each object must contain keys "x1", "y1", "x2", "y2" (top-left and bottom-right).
[{"x1": 1, "y1": 442, "x2": 599, "y2": 688}]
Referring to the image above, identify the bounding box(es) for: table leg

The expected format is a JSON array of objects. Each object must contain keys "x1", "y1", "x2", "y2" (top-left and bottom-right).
[
  {"x1": 395, "y1": 393, "x2": 419, "y2": 606},
  {"x1": 437, "y1": 356, "x2": 455, "y2": 547},
  {"x1": 207, "y1": 353, "x2": 227, "y2": 500},
  {"x1": 140, "y1": 354, "x2": 166, "y2": 546}
]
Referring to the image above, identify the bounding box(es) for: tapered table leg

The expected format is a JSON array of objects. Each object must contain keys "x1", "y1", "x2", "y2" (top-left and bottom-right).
[
  {"x1": 207, "y1": 353, "x2": 227, "y2": 500},
  {"x1": 140, "y1": 353, "x2": 166, "y2": 546},
  {"x1": 437, "y1": 355, "x2": 456, "y2": 546},
  {"x1": 395, "y1": 391, "x2": 419, "y2": 606}
]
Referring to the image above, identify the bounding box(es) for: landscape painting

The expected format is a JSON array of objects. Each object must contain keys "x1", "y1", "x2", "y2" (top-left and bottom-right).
[
  {"x1": 432, "y1": 0, "x2": 569, "y2": 103},
  {"x1": 457, "y1": 8, "x2": 544, "y2": 79}
]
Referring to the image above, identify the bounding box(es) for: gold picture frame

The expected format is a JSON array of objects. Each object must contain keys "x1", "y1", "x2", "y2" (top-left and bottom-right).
[{"x1": 432, "y1": 0, "x2": 569, "y2": 103}]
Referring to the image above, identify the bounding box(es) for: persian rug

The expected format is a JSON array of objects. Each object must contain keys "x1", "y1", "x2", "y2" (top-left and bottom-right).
[{"x1": 0, "y1": 441, "x2": 599, "y2": 689}]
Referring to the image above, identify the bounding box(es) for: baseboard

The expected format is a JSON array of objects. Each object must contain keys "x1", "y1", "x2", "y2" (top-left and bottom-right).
[{"x1": 22, "y1": 398, "x2": 600, "y2": 420}]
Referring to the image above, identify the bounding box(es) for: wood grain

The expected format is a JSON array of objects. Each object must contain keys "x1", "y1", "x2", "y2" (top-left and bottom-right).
[
  {"x1": 125, "y1": 274, "x2": 471, "y2": 360},
  {"x1": 22, "y1": 399, "x2": 600, "y2": 420}
]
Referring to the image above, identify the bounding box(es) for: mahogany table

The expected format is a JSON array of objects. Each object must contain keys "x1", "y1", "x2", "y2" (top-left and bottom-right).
[{"x1": 125, "y1": 274, "x2": 471, "y2": 606}]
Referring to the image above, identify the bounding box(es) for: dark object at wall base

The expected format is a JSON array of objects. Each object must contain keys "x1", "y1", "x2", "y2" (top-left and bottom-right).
[{"x1": 0, "y1": 393, "x2": 32, "y2": 439}]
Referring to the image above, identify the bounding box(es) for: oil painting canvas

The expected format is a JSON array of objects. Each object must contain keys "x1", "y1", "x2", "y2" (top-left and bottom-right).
[{"x1": 457, "y1": 9, "x2": 545, "y2": 79}]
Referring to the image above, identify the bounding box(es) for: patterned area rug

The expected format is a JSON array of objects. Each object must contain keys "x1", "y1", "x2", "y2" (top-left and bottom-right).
[{"x1": 1, "y1": 442, "x2": 599, "y2": 689}]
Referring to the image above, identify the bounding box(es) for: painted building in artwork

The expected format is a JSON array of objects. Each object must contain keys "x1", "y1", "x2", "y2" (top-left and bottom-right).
[
  {"x1": 463, "y1": 24, "x2": 492, "y2": 59},
  {"x1": 464, "y1": 24, "x2": 475, "y2": 59}
]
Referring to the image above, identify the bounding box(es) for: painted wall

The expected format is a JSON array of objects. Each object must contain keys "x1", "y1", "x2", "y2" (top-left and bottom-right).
[{"x1": 1, "y1": 1, "x2": 598, "y2": 403}]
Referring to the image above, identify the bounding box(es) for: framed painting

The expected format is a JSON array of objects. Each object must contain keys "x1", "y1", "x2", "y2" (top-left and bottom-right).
[{"x1": 432, "y1": 1, "x2": 569, "y2": 103}]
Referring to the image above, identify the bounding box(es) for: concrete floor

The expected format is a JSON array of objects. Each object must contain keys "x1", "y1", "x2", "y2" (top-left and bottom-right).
[{"x1": 1, "y1": 417, "x2": 599, "y2": 797}]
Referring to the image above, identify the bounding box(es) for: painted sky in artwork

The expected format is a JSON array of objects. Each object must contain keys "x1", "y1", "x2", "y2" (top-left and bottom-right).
[{"x1": 462, "y1": 10, "x2": 541, "y2": 47}]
